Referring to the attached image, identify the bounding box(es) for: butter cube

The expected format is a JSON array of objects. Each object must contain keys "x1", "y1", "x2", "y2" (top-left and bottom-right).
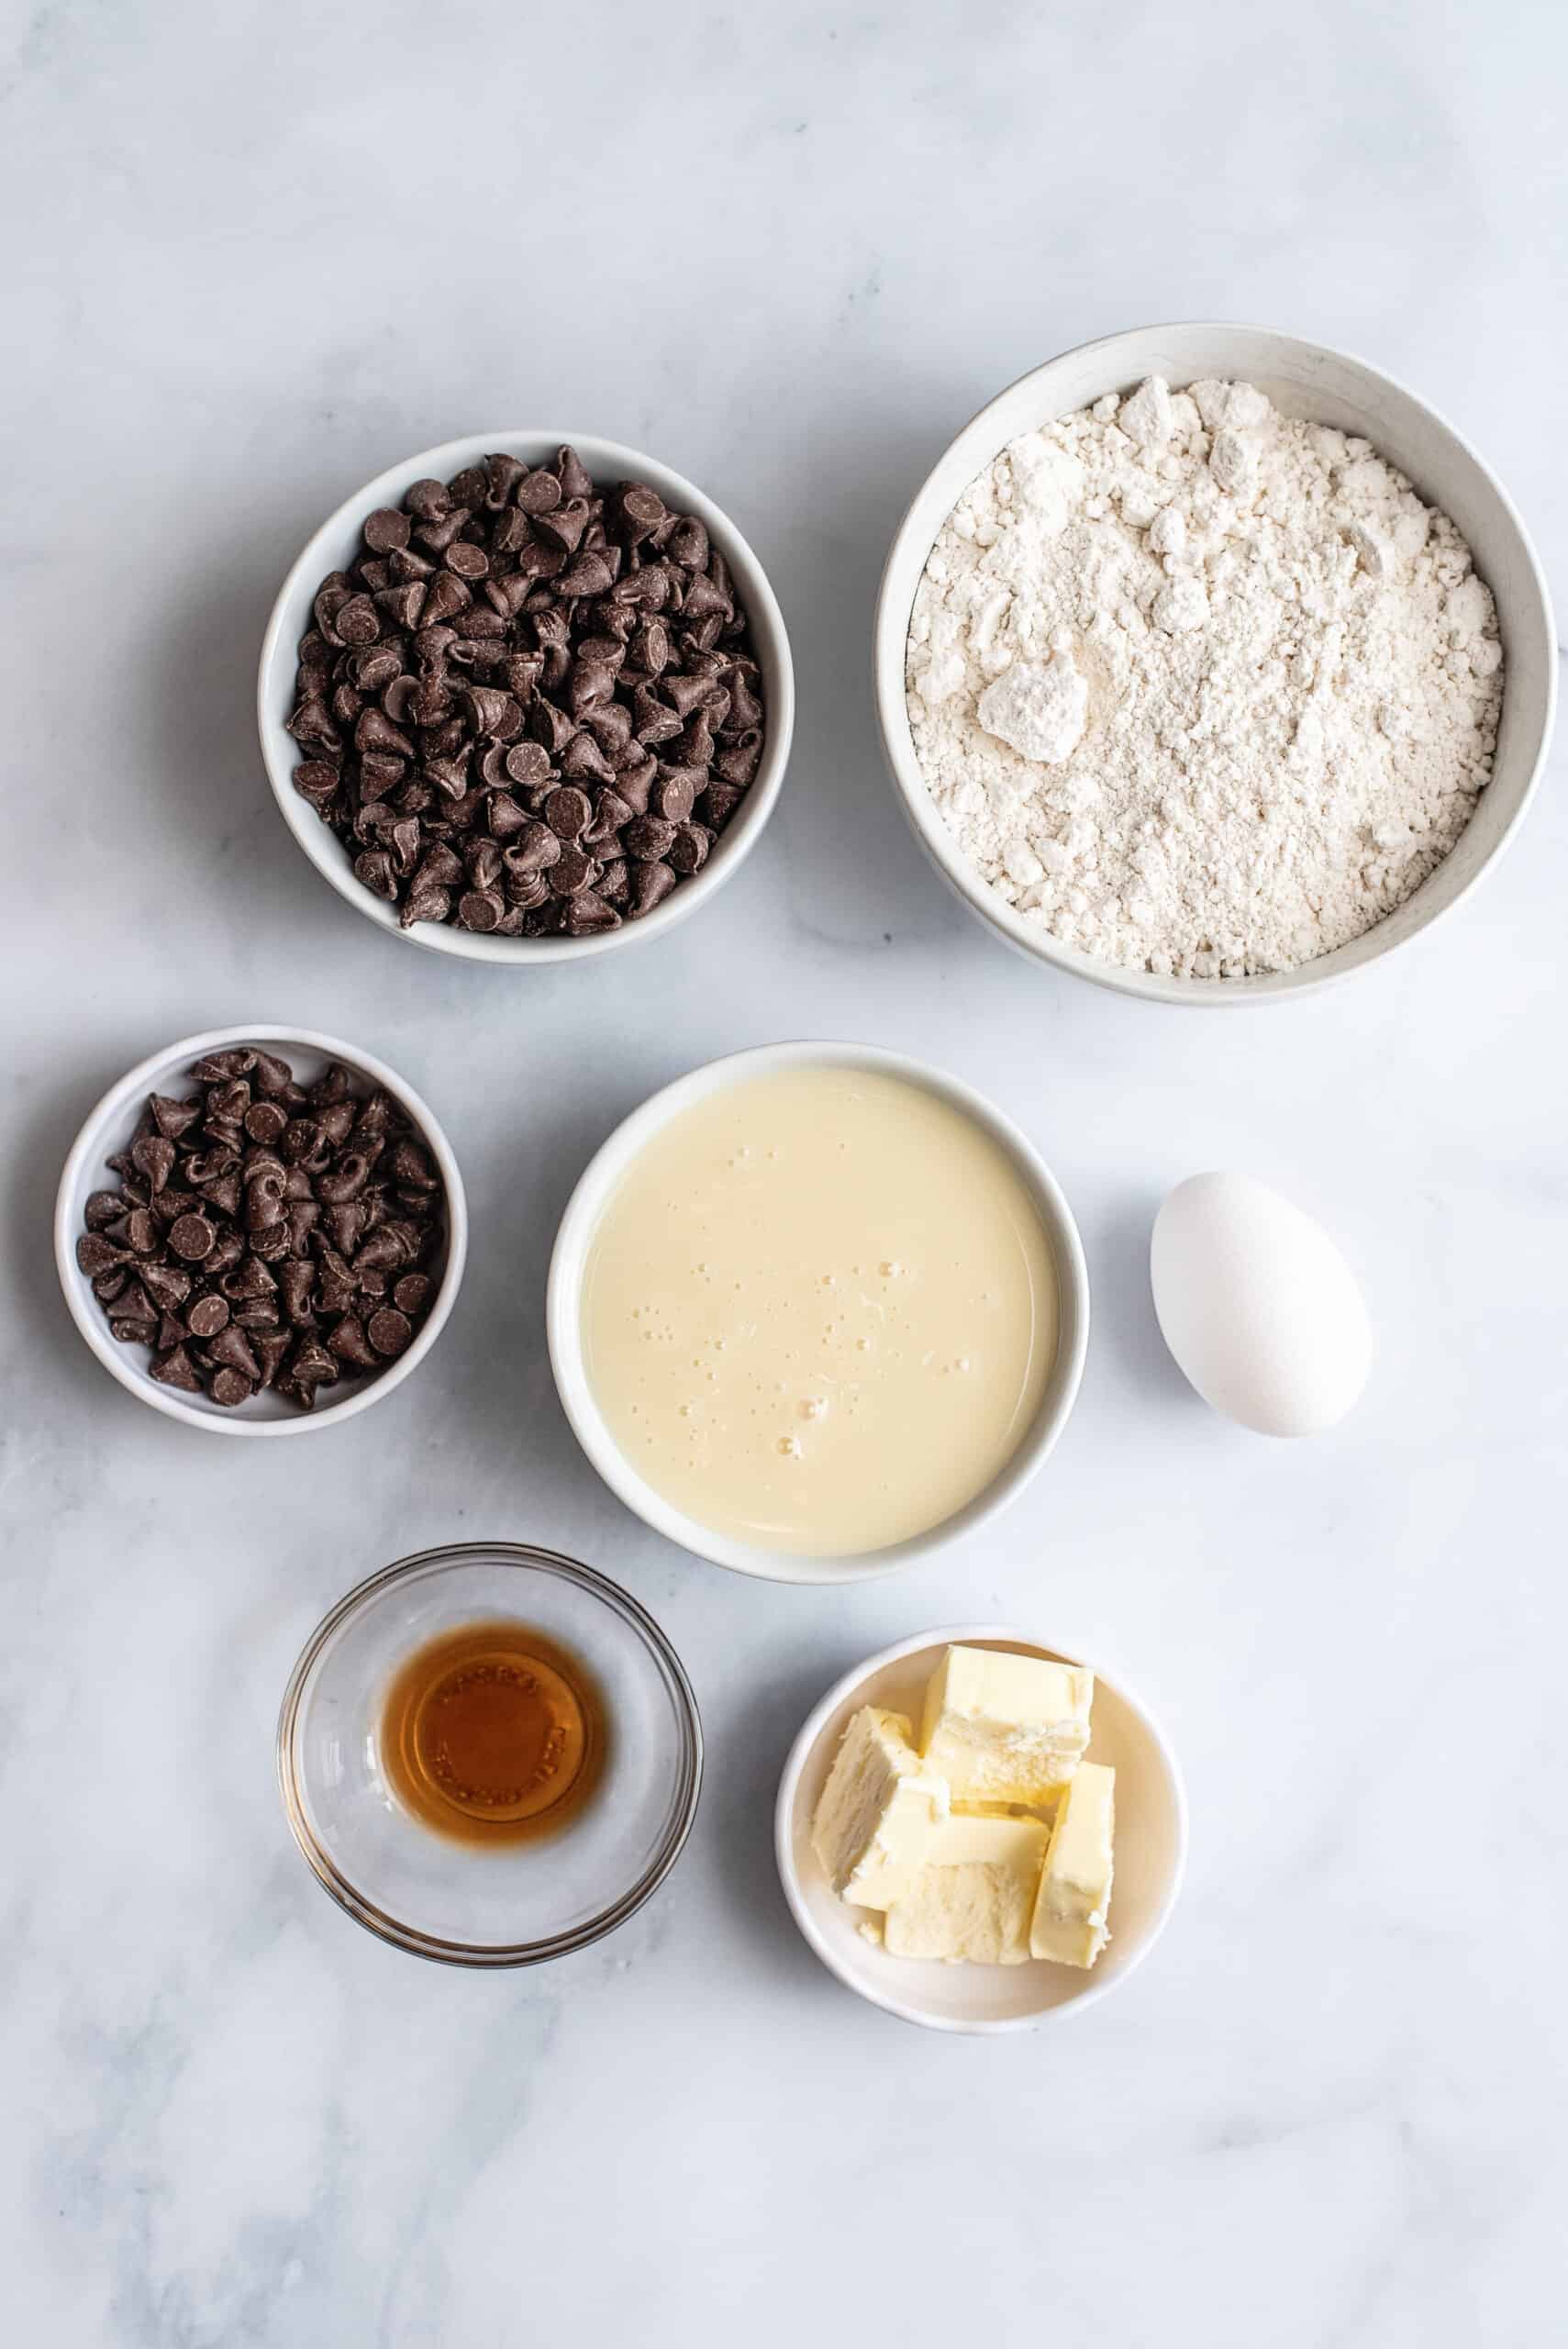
[
  {"x1": 810, "y1": 1707, "x2": 948, "y2": 1910},
  {"x1": 1029, "y1": 1761, "x2": 1115, "y2": 1967},
  {"x1": 883, "y1": 1814, "x2": 1050, "y2": 1965},
  {"x1": 918, "y1": 1644, "x2": 1094, "y2": 1807}
]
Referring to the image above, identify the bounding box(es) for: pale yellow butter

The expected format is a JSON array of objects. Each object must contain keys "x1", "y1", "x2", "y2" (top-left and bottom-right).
[
  {"x1": 810, "y1": 1707, "x2": 948, "y2": 1910},
  {"x1": 883, "y1": 1814, "x2": 1050, "y2": 1965},
  {"x1": 1029, "y1": 1761, "x2": 1115, "y2": 1967},
  {"x1": 918, "y1": 1644, "x2": 1094, "y2": 1807}
]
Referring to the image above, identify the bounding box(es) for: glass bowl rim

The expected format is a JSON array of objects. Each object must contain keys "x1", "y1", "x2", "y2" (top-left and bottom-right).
[{"x1": 276, "y1": 1539, "x2": 704, "y2": 1966}]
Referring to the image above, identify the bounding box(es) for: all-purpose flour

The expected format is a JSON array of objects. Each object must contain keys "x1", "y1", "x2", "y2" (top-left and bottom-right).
[{"x1": 906, "y1": 379, "x2": 1503, "y2": 977}]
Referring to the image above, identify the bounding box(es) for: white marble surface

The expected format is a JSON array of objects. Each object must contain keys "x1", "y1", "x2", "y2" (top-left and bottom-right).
[{"x1": 3, "y1": 3, "x2": 1565, "y2": 2341}]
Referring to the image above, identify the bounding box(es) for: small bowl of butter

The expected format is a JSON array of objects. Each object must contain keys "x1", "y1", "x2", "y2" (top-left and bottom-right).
[
  {"x1": 546, "y1": 1043, "x2": 1090, "y2": 1583},
  {"x1": 775, "y1": 1629, "x2": 1186, "y2": 2032}
]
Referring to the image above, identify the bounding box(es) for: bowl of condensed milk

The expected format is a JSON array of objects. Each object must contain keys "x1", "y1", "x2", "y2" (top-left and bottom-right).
[{"x1": 547, "y1": 1043, "x2": 1089, "y2": 1583}]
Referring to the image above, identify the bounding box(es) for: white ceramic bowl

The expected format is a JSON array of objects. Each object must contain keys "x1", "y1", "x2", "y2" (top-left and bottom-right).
[
  {"x1": 55, "y1": 1024, "x2": 468, "y2": 1435},
  {"x1": 874, "y1": 323, "x2": 1557, "y2": 1006},
  {"x1": 546, "y1": 1041, "x2": 1089, "y2": 1585},
  {"x1": 776, "y1": 1625, "x2": 1187, "y2": 2033},
  {"x1": 258, "y1": 429, "x2": 795, "y2": 964}
]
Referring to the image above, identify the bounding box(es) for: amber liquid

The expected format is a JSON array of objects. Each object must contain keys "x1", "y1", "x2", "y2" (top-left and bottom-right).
[{"x1": 378, "y1": 1620, "x2": 607, "y2": 1848}]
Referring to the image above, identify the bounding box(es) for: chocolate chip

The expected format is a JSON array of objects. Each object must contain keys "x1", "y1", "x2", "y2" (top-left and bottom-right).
[
  {"x1": 504, "y1": 740, "x2": 553, "y2": 789},
  {"x1": 150, "y1": 1094, "x2": 203, "y2": 1141},
  {"x1": 668, "y1": 821, "x2": 712, "y2": 875},
  {"x1": 515, "y1": 468, "x2": 562, "y2": 515},
  {"x1": 140, "y1": 1261, "x2": 192, "y2": 1314},
  {"x1": 244, "y1": 1100, "x2": 289, "y2": 1143},
  {"x1": 554, "y1": 551, "x2": 616, "y2": 600},
  {"x1": 631, "y1": 861, "x2": 678, "y2": 917},
  {"x1": 76, "y1": 1233, "x2": 126, "y2": 1278},
  {"x1": 364, "y1": 507, "x2": 411, "y2": 552},
  {"x1": 563, "y1": 890, "x2": 620, "y2": 936},
  {"x1": 617, "y1": 484, "x2": 667, "y2": 545},
  {"x1": 367, "y1": 1307, "x2": 414, "y2": 1357},
  {"x1": 543, "y1": 785, "x2": 593, "y2": 841},
  {"x1": 702, "y1": 779, "x2": 745, "y2": 827},
  {"x1": 509, "y1": 818, "x2": 562, "y2": 873},
  {"x1": 335, "y1": 594, "x2": 381, "y2": 646},
  {"x1": 130, "y1": 1135, "x2": 175, "y2": 1192},
  {"x1": 624, "y1": 814, "x2": 676, "y2": 863},
  {"x1": 317, "y1": 1151, "x2": 373, "y2": 1205},
  {"x1": 209, "y1": 1324, "x2": 261, "y2": 1382},
  {"x1": 190, "y1": 1050, "x2": 256, "y2": 1082},
  {"x1": 328, "y1": 1314, "x2": 377, "y2": 1370},
  {"x1": 714, "y1": 728, "x2": 763, "y2": 786},
  {"x1": 556, "y1": 445, "x2": 594, "y2": 500},
  {"x1": 652, "y1": 770, "x2": 698, "y2": 823},
  {"x1": 285, "y1": 446, "x2": 763, "y2": 936},
  {"x1": 535, "y1": 497, "x2": 591, "y2": 554},
  {"x1": 548, "y1": 845, "x2": 600, "y2": 897},
  {"x1": 559, "y1": 729, "x2": 617, "y2": 785},
  {"x1": 458, "y1": 888, "x2": 504, "y2": 931},
  {"x1": 77, "y1": 1049, "x2": 445, "y2": 1415}
]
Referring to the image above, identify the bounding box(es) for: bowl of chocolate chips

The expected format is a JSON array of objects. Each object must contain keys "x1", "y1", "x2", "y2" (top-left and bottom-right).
[
  {"x1": 259, "y1": 432, "x2": 793, "y2": 961},
  {"x1": 55, "y1": 1027, "x2": 467, "y2": 1433}
]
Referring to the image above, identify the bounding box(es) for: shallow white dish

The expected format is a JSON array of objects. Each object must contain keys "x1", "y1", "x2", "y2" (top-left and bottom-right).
[
  {"x1": 55, "y1": 1024, "x2": 467, "y2": 1436},
  {"x1": 873, "y1": 322, "x2": 1557, "y2": 1006},
  {"x1": 258, "y1": 429, "x2": 795, "y2": 964},
  {"x1": 546, "y1": 1041, "x2": 1089, "y2": 1586},
  {"x1": 775, "y1": 1626, "x2": 1186, "y2": 2033}
]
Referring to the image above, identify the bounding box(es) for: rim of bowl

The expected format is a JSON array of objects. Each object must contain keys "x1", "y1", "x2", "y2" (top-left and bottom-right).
[
  {"x1": 545, "y1": 1041, "x2": 1091, "y2": 1585},
  {"x1": 276, "y1": 1541, "x2": 704, "y2": 1965},
  {"x1": 258, "y1": 428, "x2": 795, "y2": 965},
  {"x1": 773, "y1": 1622, "x2": 1189, "y2": 2034},
  {"x1": 53, "y1": 1022, "x2": 468, "y2": 1437},
  {"x1": 873, "y1": 320, "x2": 1558, "y2": 1007}
]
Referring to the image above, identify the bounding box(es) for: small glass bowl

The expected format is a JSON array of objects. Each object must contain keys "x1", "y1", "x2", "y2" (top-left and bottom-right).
[{"x1": 277, "y1": 1542, "x2": 703, "y2": 1965}]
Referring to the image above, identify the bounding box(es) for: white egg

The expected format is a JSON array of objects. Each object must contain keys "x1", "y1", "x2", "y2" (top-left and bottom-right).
[{"x1": 1150, "y1": 1172, "x2": 1373, "y2": 1437}]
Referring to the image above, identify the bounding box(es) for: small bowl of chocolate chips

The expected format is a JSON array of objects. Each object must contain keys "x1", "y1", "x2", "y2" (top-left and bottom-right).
[
  {"x1": 258, "y1": 433, "x2": 793, "y2": 961},
  {"x1": 54, "y1": 1026, "x2": 467, "y2": 1433}
]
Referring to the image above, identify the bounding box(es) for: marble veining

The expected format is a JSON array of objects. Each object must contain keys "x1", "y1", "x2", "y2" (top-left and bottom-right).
[{"x1": 2, "y1": 2, "x2": 1564, "y2": 2343}]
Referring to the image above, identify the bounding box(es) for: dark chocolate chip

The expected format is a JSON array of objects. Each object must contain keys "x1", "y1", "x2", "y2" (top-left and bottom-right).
[
  {"x1": 130, "y1": 1135, "x2": 175, "y2": 1192},
  {"x1": 367, "y1": 1307, "x2": 414, "y2": 1358},
  {"x1": 364, "y1": 507, "x2": 412, "y2": 552},
  {"x1": 328, "y1": 1314, "x2": 378, "y2": 1370},
  {"x1": 563, "y1": 889, "x2": 620, "y2": 936},
  {"x1": 543, "y1": 785, "x2": 593, "y2": 841},
  {"x1": 668, "y1": 821, "x2": 713, "y2": 875},
  {"x1": 624, "y1": 814, "x2": 677, "y2": 862},
  {"x1": 187, "y1": 1294, "x2": 230, "y2": 1339},
  {"x1": 631, "y1": 861, "x2": 678, "y2": 916}
]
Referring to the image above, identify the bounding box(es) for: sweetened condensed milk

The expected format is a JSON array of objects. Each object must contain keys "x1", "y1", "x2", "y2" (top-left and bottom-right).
[{"x1": 581, "y1": 1066, "x2": 1057, "y2": 1554}]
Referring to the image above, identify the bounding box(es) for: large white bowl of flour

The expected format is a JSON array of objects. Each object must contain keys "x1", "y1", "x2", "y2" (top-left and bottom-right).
[{"x1": 874, "y1": 324, "x2": 1555, "y2": 1005}]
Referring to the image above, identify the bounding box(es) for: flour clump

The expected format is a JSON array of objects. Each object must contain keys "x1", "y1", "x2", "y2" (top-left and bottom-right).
[{"x1": 905, "y1": 377, "x2": 1503, "y2": 978}]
